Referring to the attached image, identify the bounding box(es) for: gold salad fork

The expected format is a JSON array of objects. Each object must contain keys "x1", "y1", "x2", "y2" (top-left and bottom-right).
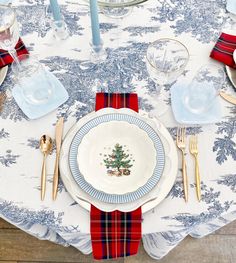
[
  {"x1": 176, "y1": 127, "x2": 188, "y2": 202},
  {"x1": 189, "y1": 135, "x2": 201, "y2": 201}
]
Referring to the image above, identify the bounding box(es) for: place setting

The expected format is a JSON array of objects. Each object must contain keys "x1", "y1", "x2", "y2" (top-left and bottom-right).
[{"x1": 0, "y1": 0, "x2": 236, "y2": 261}]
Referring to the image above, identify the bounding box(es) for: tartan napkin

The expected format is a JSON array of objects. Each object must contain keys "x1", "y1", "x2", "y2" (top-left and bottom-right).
[
  {"x1": 90, "y1": 92, "x2": 142, "y2": 260},
  {"x1": 0, "y1": 38, "x2": 29, "y2": 68},
  {"x1": 210, "y1": 32, "x2": 236, "y2": 68}
]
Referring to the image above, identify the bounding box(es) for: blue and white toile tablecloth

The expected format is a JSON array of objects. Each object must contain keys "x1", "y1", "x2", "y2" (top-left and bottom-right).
[{"x1": 0, "y1": 0, "x2": 236, "y2": 259}]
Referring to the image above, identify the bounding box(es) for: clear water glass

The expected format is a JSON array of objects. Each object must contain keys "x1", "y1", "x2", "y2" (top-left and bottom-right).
[
  {"x1": 146, "y1": 38, "x2": 189, "y2": 116},
  {"x1": 0, "y1": 5, "x2": 20, "y2": 66},
  {"x1": 182, "y1": 64, "x2": 225, "y2": 114},
  {"x1": 12, "y1": 54, "x2": 55, "y2": 105}
]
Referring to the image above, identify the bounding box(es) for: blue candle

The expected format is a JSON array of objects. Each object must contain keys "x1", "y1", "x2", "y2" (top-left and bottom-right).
[
  {"x1": 89, "y1": 0, "x2": 101, "y2": 47},
  {"x1": 49, "y1": 0, "x2": 62, "y2": 21}
]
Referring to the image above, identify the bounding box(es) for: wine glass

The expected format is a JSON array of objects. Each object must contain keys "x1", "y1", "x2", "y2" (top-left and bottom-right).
[
  {"x1": 226, "y1": 0, "x2": 236, "y2": 28},
  {"x1": 146, "y1": 38, "x2": 189, "y2": 116},
  {"x1": 12, "y1": 54, "x2": 55, "y2": 105},
  {"x1": 0, "y1": 5, "x2": 20, "y2": 67}
]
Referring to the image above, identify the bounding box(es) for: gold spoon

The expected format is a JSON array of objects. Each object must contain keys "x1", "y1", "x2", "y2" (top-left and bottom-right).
[{"x1": 39, "y1": 135, "x2": 53, "y2": 201}]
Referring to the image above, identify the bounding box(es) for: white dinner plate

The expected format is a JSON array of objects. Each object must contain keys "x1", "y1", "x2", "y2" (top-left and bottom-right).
[
  {"x1": 77, "y1": 120, "x2": 157, "y2": 194},
  {"x1": 0, "y1": 66, "x2": 8, "y2": 86},
  {"x1": 226, "y1": 66, "x2": 236, "y2": 91},
  {"x1": 69, "y1": 110, "x2": 165, "y2": 203},
  {"x1": 60, "y1": 108, "x2": 178, "y2": 213}
]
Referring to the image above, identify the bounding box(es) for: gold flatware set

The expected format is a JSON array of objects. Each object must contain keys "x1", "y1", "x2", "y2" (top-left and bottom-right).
[
  {"x1": 176, "y1": 127, "x2": 201, "y2": 202},
  {"x1": 219, "y1": 91, "x2": 236, "y2": 105},
  {"x1": 176, "y1": 127, "x2": 188, "y2": 202},
  {"x1": 39, "y1": 135, "x2": 53, "y2": 201},
  {"x1": 189, "y1": 135, "x2": 201, "y2": 201},
  {"x1": 53, "y1": 117, "x2": 64, "y2": 201},
  {"x1": 39, "y1": 117, "x2": 64, "y2": 201}
]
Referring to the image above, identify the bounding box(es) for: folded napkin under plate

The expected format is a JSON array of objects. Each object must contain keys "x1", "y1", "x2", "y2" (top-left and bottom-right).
[
  {"x1": 92, "y1": 93, "x2": 142, "y2": 260},
  {"x1": 210, "y1": 32, "x2": 236, "y2": 68}
]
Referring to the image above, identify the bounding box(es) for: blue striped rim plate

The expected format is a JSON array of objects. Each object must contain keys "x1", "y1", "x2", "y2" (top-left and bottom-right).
[{"x1": 69, "y1": 112, "x2": 165, "y2": 204}]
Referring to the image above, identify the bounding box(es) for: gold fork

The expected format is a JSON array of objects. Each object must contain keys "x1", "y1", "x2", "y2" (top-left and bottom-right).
[
  {"x1": 189, "y1": 135, "x2": 201, "y2": 201},
  {"x1": 176, "y1": 127, "x2": 188, "y2": 202}
]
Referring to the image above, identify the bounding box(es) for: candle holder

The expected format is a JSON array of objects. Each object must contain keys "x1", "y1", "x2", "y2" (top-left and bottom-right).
[
  {"x1": 51, "y1": 19, "x2": 69, "y2": 40},
  {"x1": 90, "y1": 40, "x2": 107, "y2": 63},
  {"x1": 45, "y1": 5, "x2": 69, "y2": 41}
]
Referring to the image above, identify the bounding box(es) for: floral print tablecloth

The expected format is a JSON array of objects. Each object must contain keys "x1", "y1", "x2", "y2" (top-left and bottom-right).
[{"x1": 0, "y1": 0, "x2": 236, "y2": 259}]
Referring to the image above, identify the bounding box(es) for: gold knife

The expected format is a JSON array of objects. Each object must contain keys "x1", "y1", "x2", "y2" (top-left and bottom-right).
[
  {"x1": 220, "y1": 91, "x2": 236, "y2": 105},
  {"x1": 53, "y1": 117, "x2": 64, "y2": 200}
]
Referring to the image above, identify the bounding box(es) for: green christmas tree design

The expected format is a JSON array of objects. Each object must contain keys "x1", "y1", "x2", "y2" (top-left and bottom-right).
[{"x1": 103, "y1": 143, "x2": 133, "y2": 176}]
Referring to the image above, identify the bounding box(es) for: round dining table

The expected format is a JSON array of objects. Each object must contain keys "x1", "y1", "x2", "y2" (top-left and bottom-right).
[{"x1": 0, "y1": 0, "x2": 236, "y2": 260}]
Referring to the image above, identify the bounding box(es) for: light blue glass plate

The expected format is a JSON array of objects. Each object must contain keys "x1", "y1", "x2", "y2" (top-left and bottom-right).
[
  {"x1": 69, "y1": 113, "x2": 165, "y2": 204},
  {"x1": 171, "y1": 84, "x2": 222, "y2": 125},
  {"x1": 12, "y1": 71, "x2": 68, "y2": 120}
]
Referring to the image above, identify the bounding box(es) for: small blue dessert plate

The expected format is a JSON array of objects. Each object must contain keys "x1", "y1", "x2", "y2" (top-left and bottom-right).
[
  {"x1": 12, "y1": 71, "x2": 68, "y2": 120},
  {"x1": 170, "y1": 84, "x2": 222, "y2": 125}
]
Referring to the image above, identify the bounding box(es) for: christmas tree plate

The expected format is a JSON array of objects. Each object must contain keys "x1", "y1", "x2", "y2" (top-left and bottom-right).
[
  {"x1": 60, "y1": 109, "x2": 178, "y2": 212},
  {"x1": 68, "y1": 108, "x2": 165, "y2": 204}
]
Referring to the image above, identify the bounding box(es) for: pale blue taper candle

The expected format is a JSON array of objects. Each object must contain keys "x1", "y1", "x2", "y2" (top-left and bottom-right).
[
  {"x1": 89, "y1": 0, "x2": 101, "y2": 47},
  {"x1": 49, "y1": 0, "x2": 62, "y2": 21}
]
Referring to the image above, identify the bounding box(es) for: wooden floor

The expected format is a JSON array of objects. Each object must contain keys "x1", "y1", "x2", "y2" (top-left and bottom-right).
[{"x1": 0, "y1": 218, "x2": 236, "y2": 263}]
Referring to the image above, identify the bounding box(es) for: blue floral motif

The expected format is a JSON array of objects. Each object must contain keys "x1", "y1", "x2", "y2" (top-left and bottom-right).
[
  {"x1": 0, "y1": 150, "x2": 20, "y2": 167},
  {"x1": 40, "y1": 42, "x2": 156, "y2": 120},
  {"x1": 17, "y1": 5, "x2": 83, "y2": 38},
  {"x1": 27, "y1": 138, "x2": 40, "y2": 149},
  {"x1": 35, "y1": 178, "x2": 66, "y2": 193},
  {"x1": 0, "y1": 128, "x2": 9, "y2": 139},
  {"x1": 213, "y1": 119, "x2": 236, "y2": 164},
  {"x1": 167, "y1": 126, "x2": 203, "y2": 140},
  {"x1": 0, "y1": 200, "x2": 63, "y2": 228},
  {"x1": 148, "y1": 0, "x2": 226, "y2": 43},
  {"x1": 216, "y1": 174, "x2": 236, "y2": 193},
  {"x1": 163, "y1": 183, "x2": 233, "y2": 228},
  {"x1": 123, "y1": 26, "x2": 160, "y2": 36},
  {"x1": 168, "y1": 180, "x2": 184, "y2": 199},
  {"x1": 100, "y1": 22, "x2": 118, "y2": 33},
  {"x1": 0, "y1": 199, "x2": 69, "y2": 246}
]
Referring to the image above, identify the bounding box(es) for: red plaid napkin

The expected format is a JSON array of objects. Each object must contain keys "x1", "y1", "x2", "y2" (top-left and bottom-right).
[
  {"x1": 210, "y1": 32, "x2": 236, "y2": 68},
  {"x1": 0, "y1": 38, "x2": 29, "y2": 68},
  {"x1": 90, "y1": 92, "x2": 142, "y2": 260}
]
